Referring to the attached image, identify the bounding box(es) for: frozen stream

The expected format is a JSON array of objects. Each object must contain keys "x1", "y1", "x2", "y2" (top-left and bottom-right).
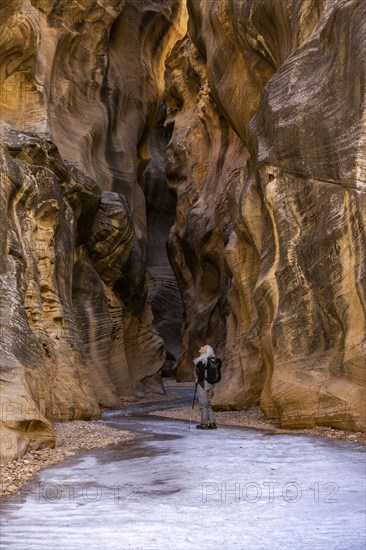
[{"x1": 0, "y1": 387, "x2": 365, "y2": 550}]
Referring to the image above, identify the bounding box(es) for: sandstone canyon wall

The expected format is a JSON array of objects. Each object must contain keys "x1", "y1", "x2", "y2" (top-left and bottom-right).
[
  {"x1": 171, "y1": 0, "x2": 365, "y2": 431},
  {"x1": 0, "y1": 0, "x2": 187, "y2": 461},
  {"x1": 0, "y1": 0, "x2": 365, "y2": 462}
]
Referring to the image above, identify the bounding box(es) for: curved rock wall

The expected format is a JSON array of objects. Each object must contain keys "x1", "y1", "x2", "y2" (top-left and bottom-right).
[
  {"x1": 0, "y1": 134, "x2": 97, "y2": 461},
  {"x1": 0, "y1": 0, "x2": 187, "y2": 461},
  {"x1": 184, "y1": 0, "x2": 366, "y2": 431}
]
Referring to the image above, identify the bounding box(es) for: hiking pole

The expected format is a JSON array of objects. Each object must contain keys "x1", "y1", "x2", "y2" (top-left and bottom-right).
[{"x1": 189, "y1": 381, "x2": 198, "y2": 429}]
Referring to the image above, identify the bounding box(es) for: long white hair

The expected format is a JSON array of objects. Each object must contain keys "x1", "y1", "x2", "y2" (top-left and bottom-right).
[{"x1": 193, "y1": 344, "x2": 215, "y2": 365}]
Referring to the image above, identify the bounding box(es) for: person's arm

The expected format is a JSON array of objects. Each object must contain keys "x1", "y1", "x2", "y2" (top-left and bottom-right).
[{"x1": 195, "y1": 361, "x2": 204, "y2": 383}]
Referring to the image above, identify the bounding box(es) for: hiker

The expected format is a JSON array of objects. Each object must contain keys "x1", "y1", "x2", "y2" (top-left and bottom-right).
[{"x1": 193, "y1": 344, "x2": 217, "y2": 430}]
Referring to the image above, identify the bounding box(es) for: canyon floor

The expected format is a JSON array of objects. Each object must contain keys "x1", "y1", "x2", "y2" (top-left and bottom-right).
[
  {"x1": 0, "y1": 382, "x2": 364, "y2": 498},
  {"x1": 0, "y1": 384, "x2": 365, "y2": 550},
  {"x1": 156, "y1": 381, "x2": 366, "y2": 445}
]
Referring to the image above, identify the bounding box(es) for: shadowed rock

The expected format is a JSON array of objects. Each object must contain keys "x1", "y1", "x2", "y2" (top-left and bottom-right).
[{"x1": 164, "y1": 36, "x2": 248, "y2": 379}]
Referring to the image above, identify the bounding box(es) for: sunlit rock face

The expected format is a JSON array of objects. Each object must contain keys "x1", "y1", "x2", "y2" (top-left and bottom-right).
[
  {"x1": 187, "y1": 0, "x2": 366, "y2": 431},
  {"x1": 0, "y1": 0, "x2": 187, "y2": 461}
]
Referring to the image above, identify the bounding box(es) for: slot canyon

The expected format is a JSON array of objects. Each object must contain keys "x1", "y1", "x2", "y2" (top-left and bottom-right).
[{"x1": 0, "y1": 0, "x2": 365, "y2": 463}]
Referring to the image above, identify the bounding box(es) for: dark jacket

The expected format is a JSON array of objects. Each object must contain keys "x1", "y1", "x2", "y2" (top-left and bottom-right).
[{"x1": 195, "y1": 360, "x2": 210, "y2": 388}]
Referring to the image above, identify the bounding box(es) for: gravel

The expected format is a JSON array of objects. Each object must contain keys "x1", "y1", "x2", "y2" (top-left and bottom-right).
[
  {"x1": 150, "y1": 404, "x2": 366, "y2": 444},
  {"x1": 2, "y1": 382, "x2": 364, "y2": 498},
  {"x1": 0, "y1": 420, "x2": 134, "y2": 497},
  {"x1": 0, "y1": 387, "x2": 183, "y2": 498}
]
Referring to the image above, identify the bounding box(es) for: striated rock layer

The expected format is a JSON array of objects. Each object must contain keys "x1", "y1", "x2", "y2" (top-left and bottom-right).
[
  {"x1": 181, "y1": 0, "x2": 365, "y2": 431},
  {"x1": 1, "y1": 0, "x2": 365, "y2": 461},
  {"x1": 0, "y1": 0, "x2": 187, "y2": 461}
]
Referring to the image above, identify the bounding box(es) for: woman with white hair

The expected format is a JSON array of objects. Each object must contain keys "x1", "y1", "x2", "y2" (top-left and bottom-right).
[{"x1": 193, "y1": 344, "x2": 217, "y2": 429}]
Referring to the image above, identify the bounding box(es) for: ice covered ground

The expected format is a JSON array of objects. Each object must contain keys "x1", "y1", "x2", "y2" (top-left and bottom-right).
[{"x1": 0, "y1": 392, "x2": 365, "y2": 550}]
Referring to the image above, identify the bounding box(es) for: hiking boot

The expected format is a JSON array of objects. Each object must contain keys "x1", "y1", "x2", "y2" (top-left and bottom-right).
[
  {"x1": 196, "y1": 423, "x2": 209, "y2": 429},
  {"x1": 208, "y1": 423, "x2": 217, "y2": 429}
]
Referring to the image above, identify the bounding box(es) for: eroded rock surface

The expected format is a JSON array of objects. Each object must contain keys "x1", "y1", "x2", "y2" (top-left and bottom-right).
[
  {"x1": 183, "y1": 0, "x2": 366, "y2": 431},
  {"x1": 0, "y1": 0, "x2": 186, "y2": 461}
]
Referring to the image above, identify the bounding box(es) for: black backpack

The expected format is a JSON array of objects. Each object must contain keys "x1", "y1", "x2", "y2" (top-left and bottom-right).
[{"x1": 205, "y1": 357, "x2": 222, "y2": 384}]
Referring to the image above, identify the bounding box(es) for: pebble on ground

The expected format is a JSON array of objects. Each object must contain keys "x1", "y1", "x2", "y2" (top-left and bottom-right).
[
  {"x1": 150, "y1": 404, "x2": 366, "y2": 445},
  {"x1": 0, "y1": 421, "x2": 134, "y2": 497},
  {"x1": 1, "y1": 385, "x2": 364, "y2": 498}
]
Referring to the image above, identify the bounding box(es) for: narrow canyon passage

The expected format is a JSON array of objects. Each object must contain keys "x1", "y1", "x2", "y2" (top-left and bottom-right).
[
  {"x1": 1, "y1": 388, "x2": 365, "y2": 550},
  {"x1": 0, "y1": 4, "x2": 365, "y2": 549},
  {"x1": 1, "y1": 0, "x2": 365, "y2": 466}
]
